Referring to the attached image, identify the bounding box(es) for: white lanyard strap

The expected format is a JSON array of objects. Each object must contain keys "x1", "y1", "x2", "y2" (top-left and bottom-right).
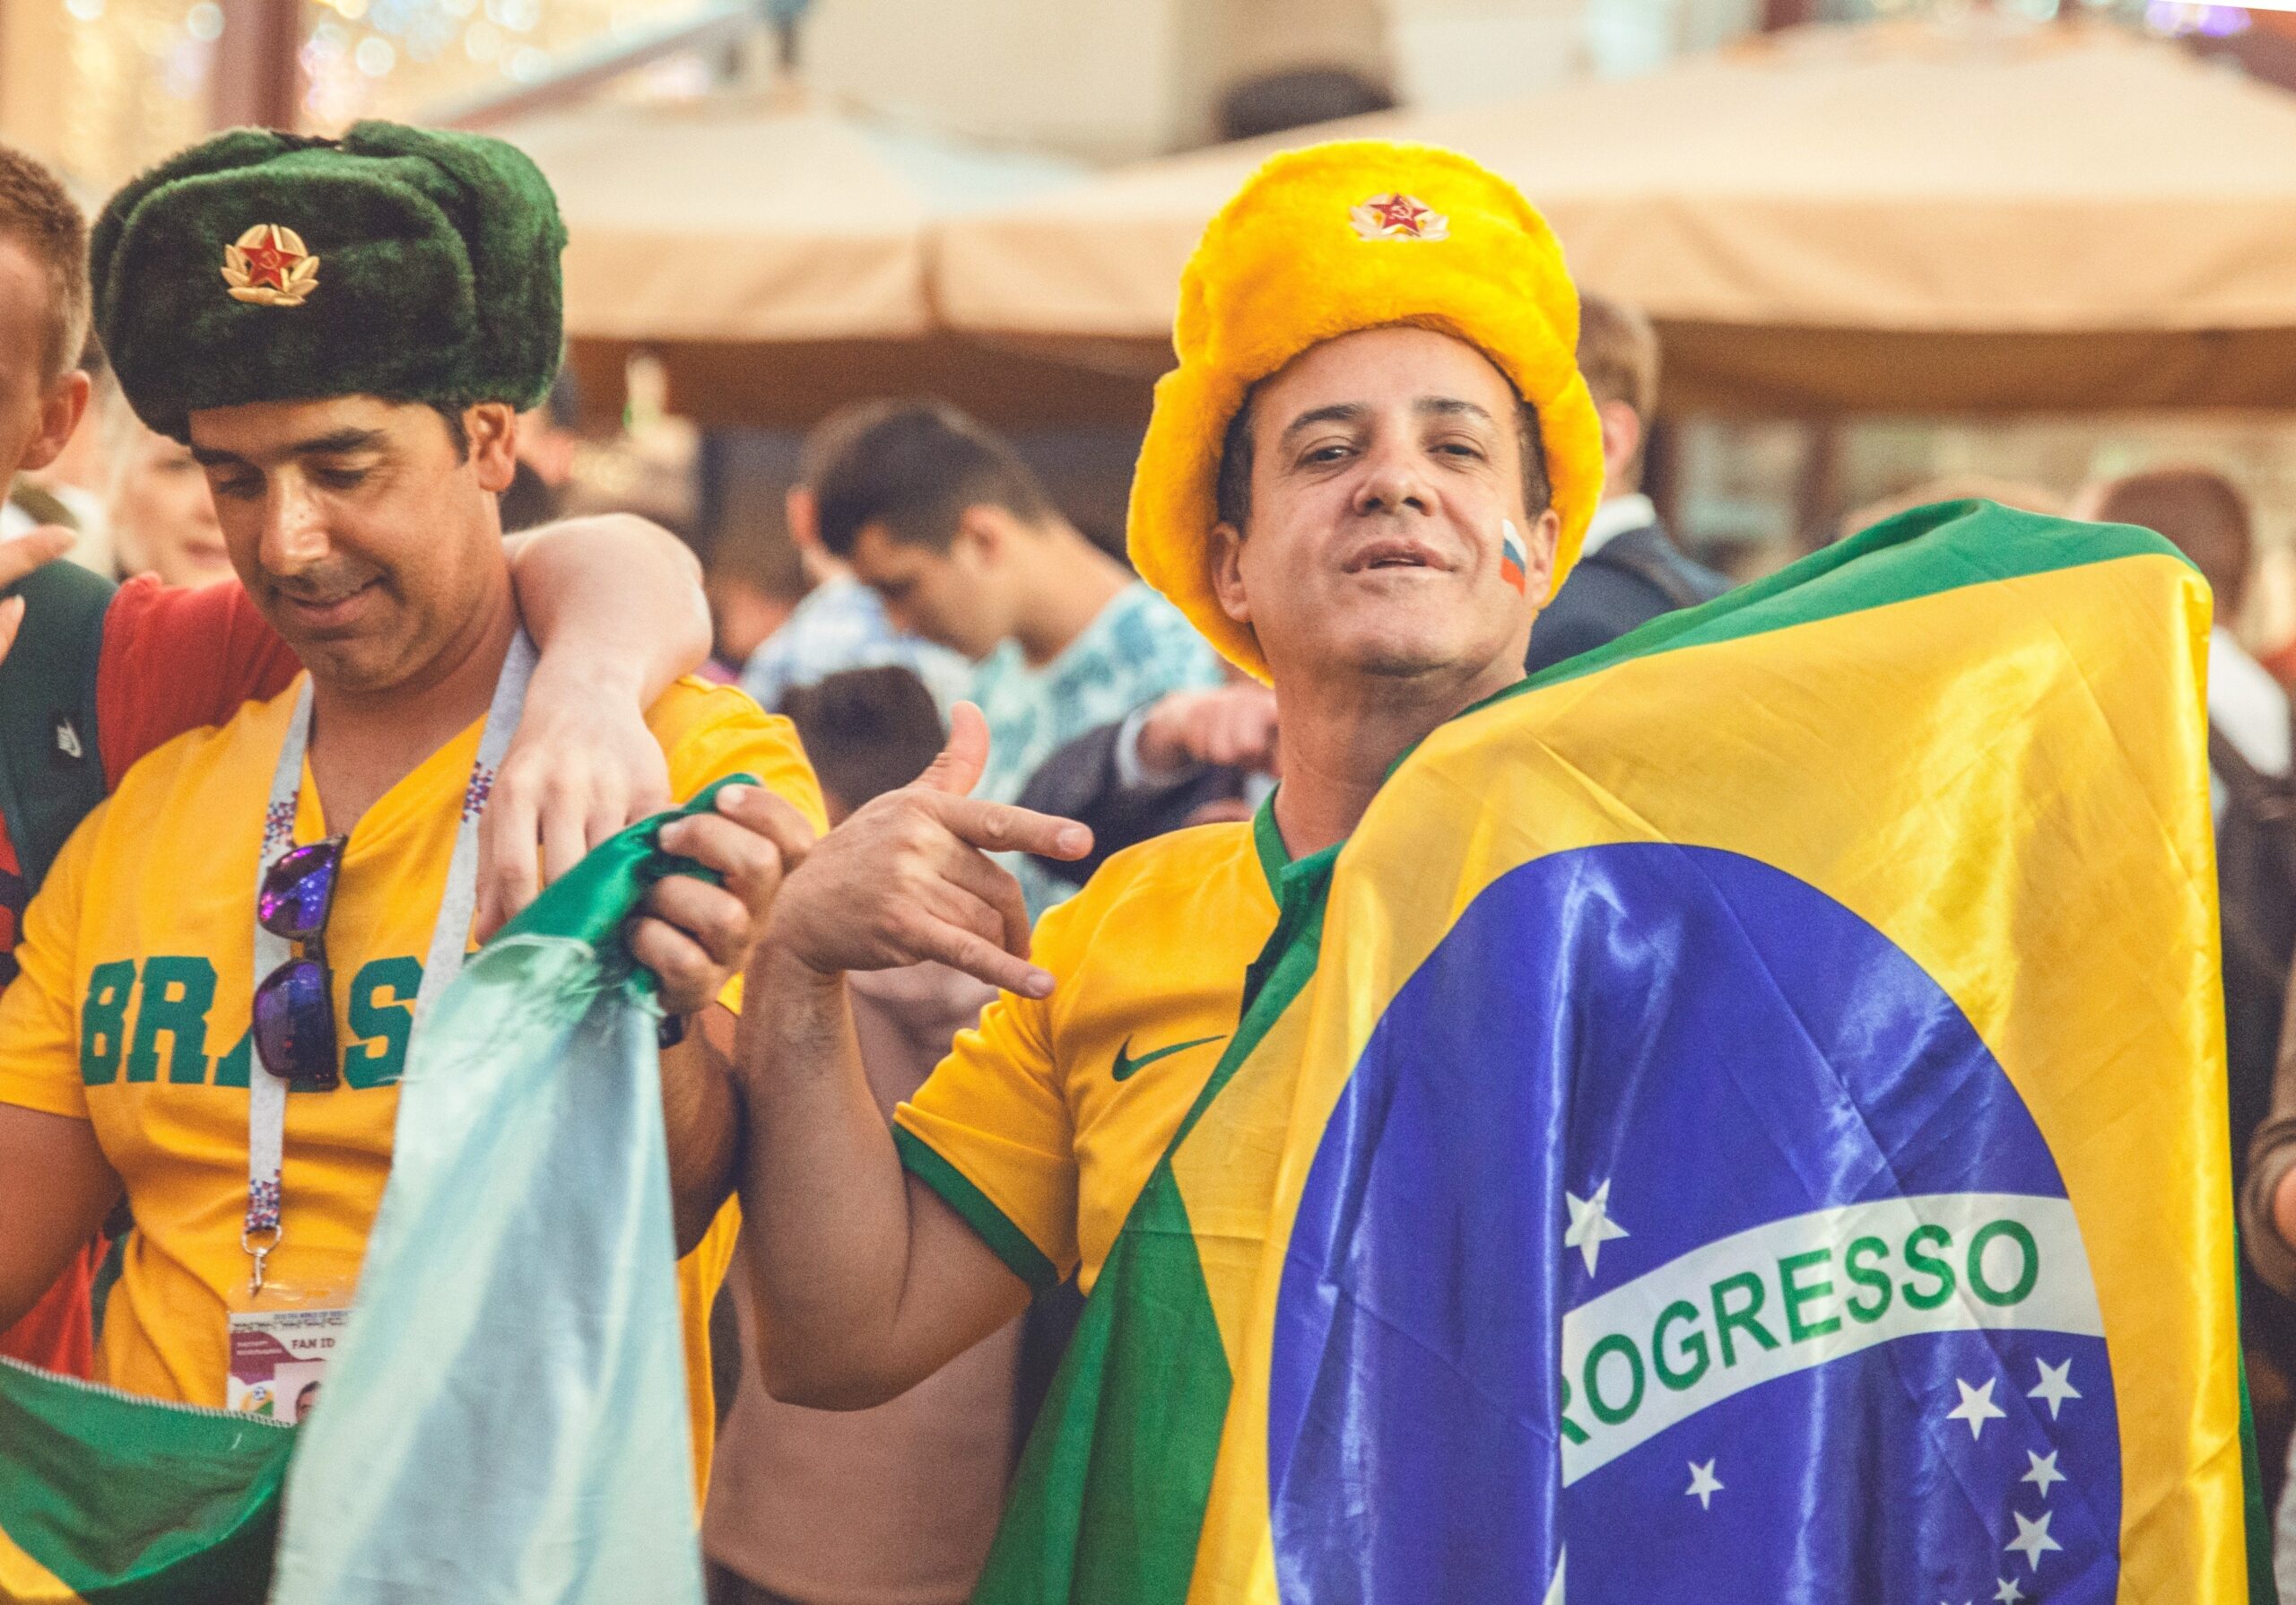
[{"x1": 243, "y1": 631, "x2": 535, "y2": 1291}]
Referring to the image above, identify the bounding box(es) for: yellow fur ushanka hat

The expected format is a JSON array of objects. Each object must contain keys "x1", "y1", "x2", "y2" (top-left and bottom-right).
[{"x1": 1128, "y1": 139, "x2": 1605, "y2": 682}]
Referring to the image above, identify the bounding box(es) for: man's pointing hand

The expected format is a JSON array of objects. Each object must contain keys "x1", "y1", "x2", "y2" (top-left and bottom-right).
[{"x1": 764, "y1": 702, "x2": 1091, "y2": 999}]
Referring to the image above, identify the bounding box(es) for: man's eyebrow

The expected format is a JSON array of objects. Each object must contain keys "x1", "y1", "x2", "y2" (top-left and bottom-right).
[
  {"x1": 292, "y1": 427, "x2": 388, "y2": 456},
  {"x1": 190, "y1": 427, "x2": 387, "y2": 469},
  {"x1": 1279, "y1": 402, "x2": 1367, "y2": 445},
  {"x1": 1414, "y1": 397, "x2": 1499, "y2": 427}
]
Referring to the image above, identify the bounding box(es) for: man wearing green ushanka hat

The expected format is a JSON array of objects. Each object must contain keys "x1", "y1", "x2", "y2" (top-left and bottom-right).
[
  {"x1": 0, "y1": 123, "x2": 827, "y2": 1487},
  {"x1": 91, "y1": 122, "x2": 568, "y2": 445}
]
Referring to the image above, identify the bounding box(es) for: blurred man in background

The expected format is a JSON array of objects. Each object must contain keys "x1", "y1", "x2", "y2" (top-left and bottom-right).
[
  {"x1": 10, "y1": 345, "x2": 107, "y2": 572},
  {"x1": 739, "y1": 402, "x2": 970, "y2": 714},
  {"x1": 497, "y1": 371, "x2": 584, "y2": 535},
  {"x1": 1523, "y1": 292, "x2": 1725, "y2": 675},
  {"x1": 1016, "y1": 670, "x2": 1276, "y2": 890},
  {"x1": 704, "y1": 528, "x2": 800, "y2": 684},
  {"x1": 2088, "y1": 467, "x2": 2296, "y2": 1531},
  {"x1": 705, "y1": 665, "x2": 1016, "y2": 1605},
  {"x1": 813, "y1": 400, "x2": 1222, "y2": 912}
]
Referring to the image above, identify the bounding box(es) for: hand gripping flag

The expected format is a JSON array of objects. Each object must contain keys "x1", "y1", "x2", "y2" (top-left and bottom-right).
[
  {"x1": 976, "y1": 501, "x2": 2267, "y2": 1604},
  {"x1": 0, "y1": 781, "x2": 748, "y2": 1604}
]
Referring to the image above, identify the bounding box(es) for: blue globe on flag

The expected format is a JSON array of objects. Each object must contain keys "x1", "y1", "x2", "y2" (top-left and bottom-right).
[{"x1": 1267, "y1": 843, "x2": 2119, "y2": 1603}]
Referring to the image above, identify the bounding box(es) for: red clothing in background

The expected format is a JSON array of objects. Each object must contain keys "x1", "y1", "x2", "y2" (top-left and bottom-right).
[{"x1": 0, "y1": 577, "x2": 296, "y2": 1374}]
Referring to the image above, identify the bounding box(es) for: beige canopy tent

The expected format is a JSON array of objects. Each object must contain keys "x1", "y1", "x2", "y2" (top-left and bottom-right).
[
  {"x1": 498, "y1": 96, "x2": 1149, "y2": 427},
  {"x1": 933, "y1": 19, "x2": 2296, "y2": 414}
]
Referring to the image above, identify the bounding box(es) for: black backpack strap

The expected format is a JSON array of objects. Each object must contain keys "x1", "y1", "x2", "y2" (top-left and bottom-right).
[
  {"x1": 2211, "y1": 722, "x2": 2293, "y2": 824},
  {"x1": 0, "y1": 558, "x2": 115, "y2": 889}
]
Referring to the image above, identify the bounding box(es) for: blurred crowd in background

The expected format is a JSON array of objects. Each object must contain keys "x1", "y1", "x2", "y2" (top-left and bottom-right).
[{"x1": 18, "y1": 0, "x2": 2296, "y2": 1599}]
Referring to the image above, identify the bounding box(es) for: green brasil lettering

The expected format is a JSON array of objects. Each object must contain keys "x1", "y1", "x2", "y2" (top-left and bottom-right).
[
  {"x1": 344, "y1": 956, "x2": 422, "y2": 1090},
  {"x1": 1558, "y1": 1215, "x2": 2041, "y2": 1442},
  {"x1": 127, "y1": 956, "x2": 216, "y2": 1085},
  {"x1": 79, "y1": 960, "x2": 135, "y2": 1086},
  {"x1": 77, "y1": 955, "x2": 423, "y2": 1091}
]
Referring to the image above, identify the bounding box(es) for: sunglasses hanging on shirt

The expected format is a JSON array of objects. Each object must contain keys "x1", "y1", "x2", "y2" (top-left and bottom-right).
[{"x1": 253, "y1": 836, "x2": 348, "y2": 1092}]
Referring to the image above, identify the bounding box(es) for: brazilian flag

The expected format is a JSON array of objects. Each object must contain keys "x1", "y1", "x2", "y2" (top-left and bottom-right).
[
  {"x1": 0, "y1": 1361, "x2": 291, "y2": 1601},
  {"x1": 980, "y1": 501, "x2": 2269, "y2": 1603}
]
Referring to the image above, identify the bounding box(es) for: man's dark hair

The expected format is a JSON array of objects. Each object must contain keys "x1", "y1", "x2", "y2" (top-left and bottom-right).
[
  {"x1": 1215, "y1": 65, "x2": 1396, "y2": 144},
  {"x1": 1213, "y1": 372, "x2": 1552, "y2": 533},
  {"x1": 2087, "y1": 466, "x2": 2254, "y2": 613},
  {"x1": 0, "y1": 143, "x2": 90, "y2": 384},
  {"x1": 782, "y1": 667, "x2": 945, "y2": 812},
  {"x1": 429, "y1": 400, "x2": 471, "y2": 460},
  {"x1": 812, "y1": 400, "x2": 1055, "y2": 560}
]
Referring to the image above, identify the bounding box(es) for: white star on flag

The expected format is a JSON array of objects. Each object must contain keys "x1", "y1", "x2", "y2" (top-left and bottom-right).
[
  {"x1": 1946, "y1": 1377, "x2": 2005, "y2": 1441},
  {"x1": 2021, "y1": 1449, "x2": 2066, "y2": 1498},
  {"x1": 2027, "y1": 1357, "x2": 2080, "y2": 1420},
  {"x1": 1563, "y1": 1180, "x2": 1630, "y2": 1276},
  {"x1": 1993, "y1": 1580, "x2": 2027, "y2": 1603},
  {"x1": 1543, "y1": 1548, "x2": 1565, "y2": 1605},
  {"x1": 1684, "y1": 1459, "x2": 1723, "y2": 1510},
  {"x1": 2005, "y1": 1510, "x2": 2062, "y2": 1573}
]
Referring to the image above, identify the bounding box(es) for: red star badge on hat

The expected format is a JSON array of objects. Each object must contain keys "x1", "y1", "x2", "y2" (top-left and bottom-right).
[
  {"x1": 1351, "y1": 192, "x2": 1449, "y2": 242},
  {"x1": 222, "y1": 223, "x2": 320, "y2": 307},
  {"x1": 240, "y1": 237, "x2": 296, "y2": 291}
]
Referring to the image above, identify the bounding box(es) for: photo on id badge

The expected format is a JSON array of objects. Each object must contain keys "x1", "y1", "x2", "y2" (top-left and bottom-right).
[{"x1": 228, "y1": 1299, "x2": 350, "y2": 1423}]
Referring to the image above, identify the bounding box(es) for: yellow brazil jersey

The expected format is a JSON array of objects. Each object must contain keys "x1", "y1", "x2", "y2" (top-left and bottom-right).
[
  {"x1": 0, "y1": 672, "x2": 825, "y2": 1486},
  {"x1": 893, "y1": 802, "x2": 1298, "y2": 1294}
]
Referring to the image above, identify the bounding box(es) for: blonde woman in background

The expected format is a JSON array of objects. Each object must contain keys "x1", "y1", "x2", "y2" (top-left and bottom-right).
[{"x1": 100, "y1": 382, "x2": 231, "y2": 587}]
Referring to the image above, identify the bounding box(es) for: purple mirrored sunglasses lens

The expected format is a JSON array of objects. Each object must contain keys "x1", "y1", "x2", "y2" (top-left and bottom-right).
[
  {"x1": 258, "y1": 839, "x2": 344, "y2": 941},
  {"x1": 254, "y1": 956, "x2": 338, "y2": 1089}
]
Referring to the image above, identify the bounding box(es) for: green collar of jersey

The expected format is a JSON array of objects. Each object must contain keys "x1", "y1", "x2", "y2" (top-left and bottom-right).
[{"x1": 1251, "y1": 790, "x2": 1289, "y2": 896}]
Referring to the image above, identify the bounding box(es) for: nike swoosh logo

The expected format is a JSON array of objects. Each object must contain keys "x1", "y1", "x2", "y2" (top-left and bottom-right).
[{"x1": 1111, "y1": 1034, "x2": 1225, "y2": 1082}]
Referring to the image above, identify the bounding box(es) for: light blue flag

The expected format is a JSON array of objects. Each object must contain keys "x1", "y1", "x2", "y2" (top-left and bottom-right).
[{"x1": 269, "y1": 781, "x2": 749, "y2": 1605}]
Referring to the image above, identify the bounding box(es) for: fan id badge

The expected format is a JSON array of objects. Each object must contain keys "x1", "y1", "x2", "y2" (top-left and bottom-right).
[{"x1": 227, "y1": 1304, "x2": 350, "y2": 1422}]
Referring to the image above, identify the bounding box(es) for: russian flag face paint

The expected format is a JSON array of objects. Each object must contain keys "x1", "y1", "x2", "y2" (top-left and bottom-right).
[{"x1": 1500, "y1": 518, "x2": 1529, "y2": 595}]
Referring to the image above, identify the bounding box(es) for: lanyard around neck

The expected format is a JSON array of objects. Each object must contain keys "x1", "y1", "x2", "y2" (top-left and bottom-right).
[{"x1": 241, "y1": 630, "x2": 536, "y2": 1293}]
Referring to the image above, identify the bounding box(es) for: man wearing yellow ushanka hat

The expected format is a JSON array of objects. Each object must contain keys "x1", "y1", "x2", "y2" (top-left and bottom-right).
[{"x1": 730, "y1": 137, "x2": 1604, "y2": 1470}]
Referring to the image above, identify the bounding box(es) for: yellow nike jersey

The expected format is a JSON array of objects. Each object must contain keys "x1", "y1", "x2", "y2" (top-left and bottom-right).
[{"x1": 893, "y1": 807, "x2": 1292, "y2": 1293}]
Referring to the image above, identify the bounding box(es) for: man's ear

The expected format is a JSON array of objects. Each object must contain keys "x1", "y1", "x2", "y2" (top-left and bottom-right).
[
  {"x1": 1524, "y1": 506, "x2": 1564, "y2": 606},
  {"x1": 1210, "y1": 520, "x2": 1252, "y2": 626},
  {"x1": 1595, "y1": 398, "x2": 1642, "y2": 490},
  {"x1": 16, "y1": 370, "x2": 90, "y2": 475},
  {"x1": 785, "y1": 484, "x2": 820, "y2": 551},
  {"x1": 465, "y1": 401, "x2": 519, "y2": 493},
  {"x1": 952, "y1": 503, "x2": 1010, "y2": 563}
]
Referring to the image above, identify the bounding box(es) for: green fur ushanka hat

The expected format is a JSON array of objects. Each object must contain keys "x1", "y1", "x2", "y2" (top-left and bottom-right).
[{"x1": 91, "y1": 120, "x2": 566, "y2": 442}]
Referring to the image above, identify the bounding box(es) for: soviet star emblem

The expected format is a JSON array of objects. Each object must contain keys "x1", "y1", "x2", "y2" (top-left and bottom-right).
[
  {"x1": 1349, "y1": 191, "x2": 1448, "y2": 241},
  {"x1": 222, "y1": 223, "x2": 319, "y2": 307}
]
